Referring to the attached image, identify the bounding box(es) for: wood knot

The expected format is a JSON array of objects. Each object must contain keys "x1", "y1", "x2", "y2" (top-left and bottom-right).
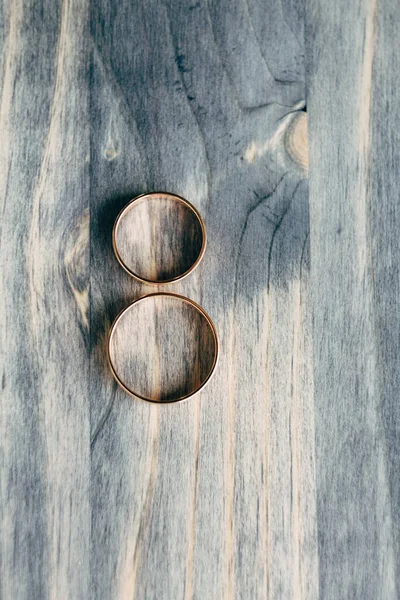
[{"x1": 285, "y1": 111, "x2": 308, "y2": 172}]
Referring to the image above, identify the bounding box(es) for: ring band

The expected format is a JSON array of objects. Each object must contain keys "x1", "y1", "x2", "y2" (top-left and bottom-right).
[
  {"x1": 112, "y1": 192, "x2": 207, "y2": 285},
  {"x1": 107, "y1": 292, "x2": 219, "y2": 404}
]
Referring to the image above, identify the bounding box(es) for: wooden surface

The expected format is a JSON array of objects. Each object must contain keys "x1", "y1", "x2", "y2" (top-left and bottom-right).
[
  {"x1": 0, "y1": 0, "x2": 398, "y2": 599},
  {"x1": 306, "y1": 0, "x2": 400, "y2": 596}
]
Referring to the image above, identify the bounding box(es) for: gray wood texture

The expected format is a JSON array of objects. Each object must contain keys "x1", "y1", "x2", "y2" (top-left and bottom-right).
[
  {"x1": 0, "y1": 0, "x2": 398, "y2": 599},
  {"x1": 306, "y1": 0, "x2": 400, "y2": 596},
  {"x1": 0, "y1": 0, "x2": 90, "y2": 598}
]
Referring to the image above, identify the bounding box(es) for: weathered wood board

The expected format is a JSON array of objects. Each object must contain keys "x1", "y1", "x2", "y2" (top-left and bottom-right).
[
  {"x1": 0, "y1": 0, "x2": 90, "y2": 598},
  {"x1": 306, "y1": 0, "x2": 400, "y2": 596},
  {"x1": 0, "y1": 0, "x2": 398, "y2": 598}
]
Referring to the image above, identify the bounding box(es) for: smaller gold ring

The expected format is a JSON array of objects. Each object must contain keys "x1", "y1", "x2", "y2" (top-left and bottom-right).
[
  {"x1": 107, "y1": 292, "x2": 219, "y2": 404},
  {"x1": 112, "y1": 192, "x2": 206, "y2": 285}
]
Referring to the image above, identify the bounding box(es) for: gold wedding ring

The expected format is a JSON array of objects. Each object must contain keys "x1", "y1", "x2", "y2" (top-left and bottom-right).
[
  {"x1": 107, "y1": 292, "x2": 219, "y2": 404},
  {"x1": 112, "y1": 192, "x2": 206, "y2": 285}
]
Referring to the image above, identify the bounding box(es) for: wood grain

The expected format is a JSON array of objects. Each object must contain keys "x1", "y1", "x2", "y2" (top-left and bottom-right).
[
  {"x1": 0, "y1": 0, "x2": 90, "y2": 598},
  {"x1": 306, "y1": 0, "x2": 399, "y2": 596},
  {"x1": 1, "y1": 0, "x2": 398, "y2": 598},
  {"x1": 89, "y1": 1, "x2": 312, "y2": 599}
]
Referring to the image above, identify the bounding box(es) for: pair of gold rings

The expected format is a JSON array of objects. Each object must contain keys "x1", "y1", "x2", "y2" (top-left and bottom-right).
[{"x1": 108, "y1": 192, "x2": 219, "y2": 404}]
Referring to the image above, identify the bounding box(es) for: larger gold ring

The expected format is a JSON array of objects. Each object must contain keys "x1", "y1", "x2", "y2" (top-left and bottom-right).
[
  {"x1": 107, "y1": 292, "x2": 219, "y2": 404},
  {"x1": 112, "y1": 192, "x2": 207, "y2": 285}
]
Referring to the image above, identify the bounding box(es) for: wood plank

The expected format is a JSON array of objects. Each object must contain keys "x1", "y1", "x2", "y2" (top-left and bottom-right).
[
  {"x1": 306, "y1": 0, "x2": 399, "y2": 596},
  {"x1": 90, "y1": 0, "x2": 314, "y2": 598},
  {"x1": 0, "y1": 0, "x2": 90, "y2": 598}
]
